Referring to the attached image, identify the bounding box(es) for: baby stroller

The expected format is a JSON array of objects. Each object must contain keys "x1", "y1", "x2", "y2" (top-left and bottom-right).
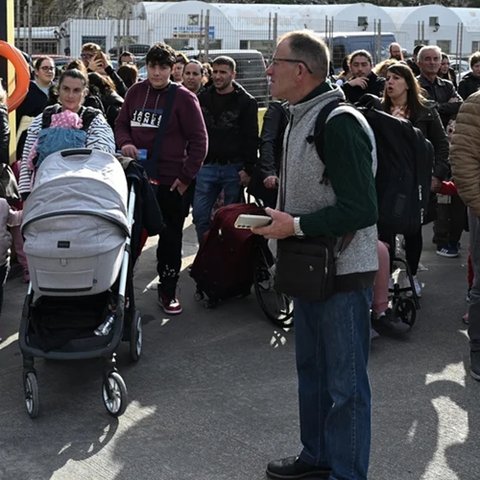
[{"x1": 19, "y1": 149, "x2": 142, "y2": 418}]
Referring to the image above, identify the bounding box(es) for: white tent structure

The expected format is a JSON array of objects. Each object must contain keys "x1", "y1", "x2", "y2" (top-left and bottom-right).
[
  {"x1": 55, "y1": 2, "x2": 480, "y2": 60},
  {"x1": 131, "y1": 1, "x2": 396, "y2": 50},
  {"x1": 450, "y1": 8, "x2": 480, "y2": 56},
  {"x1": 384, "y1": 5, "x2": 463, "y2": 54}
]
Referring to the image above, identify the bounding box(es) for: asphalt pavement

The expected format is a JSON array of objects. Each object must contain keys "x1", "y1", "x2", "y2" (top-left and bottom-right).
[{"x1": 0, "y1": 219, "x2": 478, "y2": 480}]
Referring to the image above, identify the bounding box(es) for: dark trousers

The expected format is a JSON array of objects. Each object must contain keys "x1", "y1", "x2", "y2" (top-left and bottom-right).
[
  {"x1": 404, "y1": 229, "x2": 423, "y2": 276},
  {"x1": 433, "y1": 194, "x2": 466, "y2": 247},
  {"x1": 154, "y1": 185, "x2": 186, "y2": 298}
]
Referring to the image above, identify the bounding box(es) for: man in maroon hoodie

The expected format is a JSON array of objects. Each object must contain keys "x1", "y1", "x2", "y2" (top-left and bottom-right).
[{"x1": 116, "y1": 42, "x2": 208, "y2": 315}]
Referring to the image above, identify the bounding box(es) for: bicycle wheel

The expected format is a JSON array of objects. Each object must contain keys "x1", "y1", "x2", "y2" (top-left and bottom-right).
[{"x1": 253, "y1": 243, "x2": 294, "y2": 328}]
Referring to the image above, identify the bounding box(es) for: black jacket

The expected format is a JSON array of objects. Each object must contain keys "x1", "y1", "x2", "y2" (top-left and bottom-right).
[
  {"x1": 258, "y1": 101, "x2": 289, "y2": 178},
  {"x1": 15, "y1": 81, "x2": 49, "y2": 130},
  {"x1": 100, "y1": 91, "x2": 124, "y2": 130},
  {"x1": 417, "y1": 75, "x2": 462, "y2": 128},
  {"x1": 458, "y1": 72, "x2": 480, "y2": 100},
  {"x1": 0, "y1": 104, "x2": 9, "y2": 164},
  {"x1": 247, "y1": 101, "x2": 289, "y2": 208},
  {"x1": 342, "y1": 72, "x2": 385, "y2": 104},
  {"x1": 410, "y1": 103, "x2": 450, "y2": 180},
  {"x1": 117, "y1": 156, "x2": 164, "y2": 263},
  {"x1": 361, "y1": 93, "x2": 450, "y2": 181},
  {"x1": 16, "y1": 81, "x2": 50, "y2": 159},
  {"x1": 198, "y1": 81, "x2": 258, "y2": 174}
]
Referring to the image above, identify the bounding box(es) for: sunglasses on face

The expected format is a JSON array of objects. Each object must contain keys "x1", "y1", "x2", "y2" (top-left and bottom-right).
[{"x1": 40, "y1": 66, "x2": 55, "y2": 72}]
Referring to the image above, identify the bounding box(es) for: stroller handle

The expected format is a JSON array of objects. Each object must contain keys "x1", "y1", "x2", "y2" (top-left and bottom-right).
[{"x1": 61, "y1": 148, "x2": 93, "y2": 157}]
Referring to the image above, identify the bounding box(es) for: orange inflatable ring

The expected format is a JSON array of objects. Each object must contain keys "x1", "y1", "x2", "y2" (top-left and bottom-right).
[{"x1": 0, "y1": 40, "x2": 30, "y2": 112}]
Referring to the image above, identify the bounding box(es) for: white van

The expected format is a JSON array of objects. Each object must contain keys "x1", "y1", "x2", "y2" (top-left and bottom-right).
[{"x1": 322, "y1": 32, "x2": 397, "y2": 72}]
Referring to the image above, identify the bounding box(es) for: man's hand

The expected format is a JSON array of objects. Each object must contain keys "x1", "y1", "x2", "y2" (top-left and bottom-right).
[
  {"x1": 263, "y1": 175, "x2": 278, "y2": 189},
  {"x1": 239, "y1": 169, "x2": 251, "y2": 187},
  {"x1": 121, "y1": 144, "x2": 138, "y2": 159},
  {"x1": 251, "y1": 207, "x2": 295, "y2": 239},
  {"x1": 171, "y1": 178, "x2": 188, "y2": 195},
  {"x1": 431, "y1": 176, "x2": 442, "y2": 193},
  {"x1": 347, "y1": 77, "x2": 369, "y2": 89}
]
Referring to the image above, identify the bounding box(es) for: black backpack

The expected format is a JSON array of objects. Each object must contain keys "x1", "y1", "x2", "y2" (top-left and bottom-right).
[{"x1": 310, "y1": 100, "x2": 434, "y2": 236}]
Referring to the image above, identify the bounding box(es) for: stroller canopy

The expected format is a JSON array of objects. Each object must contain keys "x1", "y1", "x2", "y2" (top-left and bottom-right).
[{"x1": 22, "y1": 149, "x2": 129, "y2": 235}]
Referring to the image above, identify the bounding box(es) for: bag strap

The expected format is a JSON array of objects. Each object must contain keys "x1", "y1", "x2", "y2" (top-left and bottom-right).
[
  {"x1": 288, "y1": 99, "x2": 355, "y2": 251},
  {"x1": 78, "y1": 106, "x2": 99, "y2": 132},
  {"x1": 145, "y1": 83, "x2": 179, "y2": 179},
  {"x1": 306, "y1": 99, "x2": 341, "y2": 162},
  {"x1": 41, "y1": 105, "x2": 61, "y2": 129}
]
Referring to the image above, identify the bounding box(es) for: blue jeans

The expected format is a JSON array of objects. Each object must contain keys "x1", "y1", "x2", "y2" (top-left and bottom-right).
[
  {"x1": 294, "y1": 288, "x2": 372, "y2": 480},
  {"x1": 192, "y1": 163, "x2": 243, "y2": 243}
]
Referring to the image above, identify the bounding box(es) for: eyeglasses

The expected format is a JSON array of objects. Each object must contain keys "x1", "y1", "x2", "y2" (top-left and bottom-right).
[
  {"x1": 270, "y1": 57, "x2": 313, "y2": 74},
  {"x1": 80, "y1": 52, "x2": 94, "y2": 59},
  {"x1": 40, "y1": 66, "x2": 55, "y2": 72}
]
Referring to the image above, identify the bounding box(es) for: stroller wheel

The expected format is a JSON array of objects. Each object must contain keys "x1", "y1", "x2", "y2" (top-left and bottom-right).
[
  {"x1": 24, "y1": 371, "x2": 39, "y2": 419},
  {"x1": 102, "y1": 372, "x2": 128, "y2": 417},
  {"x1": 393, "y1": 298, "x2": 416, "y2": 328},
  {"x1": 129, "y1": 310, "x2": 143, "y2": 362}
]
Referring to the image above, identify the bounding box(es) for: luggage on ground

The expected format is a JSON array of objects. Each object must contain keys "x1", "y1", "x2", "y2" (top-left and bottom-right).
[{"x1": 190, "y1": 202, "x2": 265, "y2": 306}]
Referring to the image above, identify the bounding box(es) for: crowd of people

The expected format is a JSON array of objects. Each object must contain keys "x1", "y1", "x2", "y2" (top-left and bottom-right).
[{"x1": 2, "y1": 31, "x2": 480, "y2": 479}]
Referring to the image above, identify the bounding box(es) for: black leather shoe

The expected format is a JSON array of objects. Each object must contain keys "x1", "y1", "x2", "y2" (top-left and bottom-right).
[{"x1": 266, "y1": 456, "x2": 331, "y2": 479}]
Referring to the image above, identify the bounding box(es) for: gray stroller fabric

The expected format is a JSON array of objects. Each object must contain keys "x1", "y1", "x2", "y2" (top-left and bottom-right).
[{"x1": 22, "y1": 149, "x2": 129, "y2": 295}]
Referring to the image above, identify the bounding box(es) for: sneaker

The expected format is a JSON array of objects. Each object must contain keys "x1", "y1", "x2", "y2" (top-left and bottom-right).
[
  {"x1": 436, "y1": 245, "x2": 459, "y2": 258},
  {"x1": 470, "y1": 351, "x2": 480, "y2": 381},
  {"x1": 158, "y1": 292, "x2": 183, "y2": 315},
  {"x1": 371, "y1": 308, "x2": 411, "y2": 336},
  {"x1": 266, "y1": 456, "x2": 331, "y2": 479}
]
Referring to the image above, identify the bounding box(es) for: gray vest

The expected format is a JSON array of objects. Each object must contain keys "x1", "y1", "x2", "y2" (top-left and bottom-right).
[{"x1": 281, "y1": 87, "x2": 378, "y2": 276}]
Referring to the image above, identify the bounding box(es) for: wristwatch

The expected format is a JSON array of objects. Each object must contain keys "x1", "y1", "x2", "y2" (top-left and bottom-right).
[{"x1": 293, "y1": 217, "x2": 305, "y2": 238}]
